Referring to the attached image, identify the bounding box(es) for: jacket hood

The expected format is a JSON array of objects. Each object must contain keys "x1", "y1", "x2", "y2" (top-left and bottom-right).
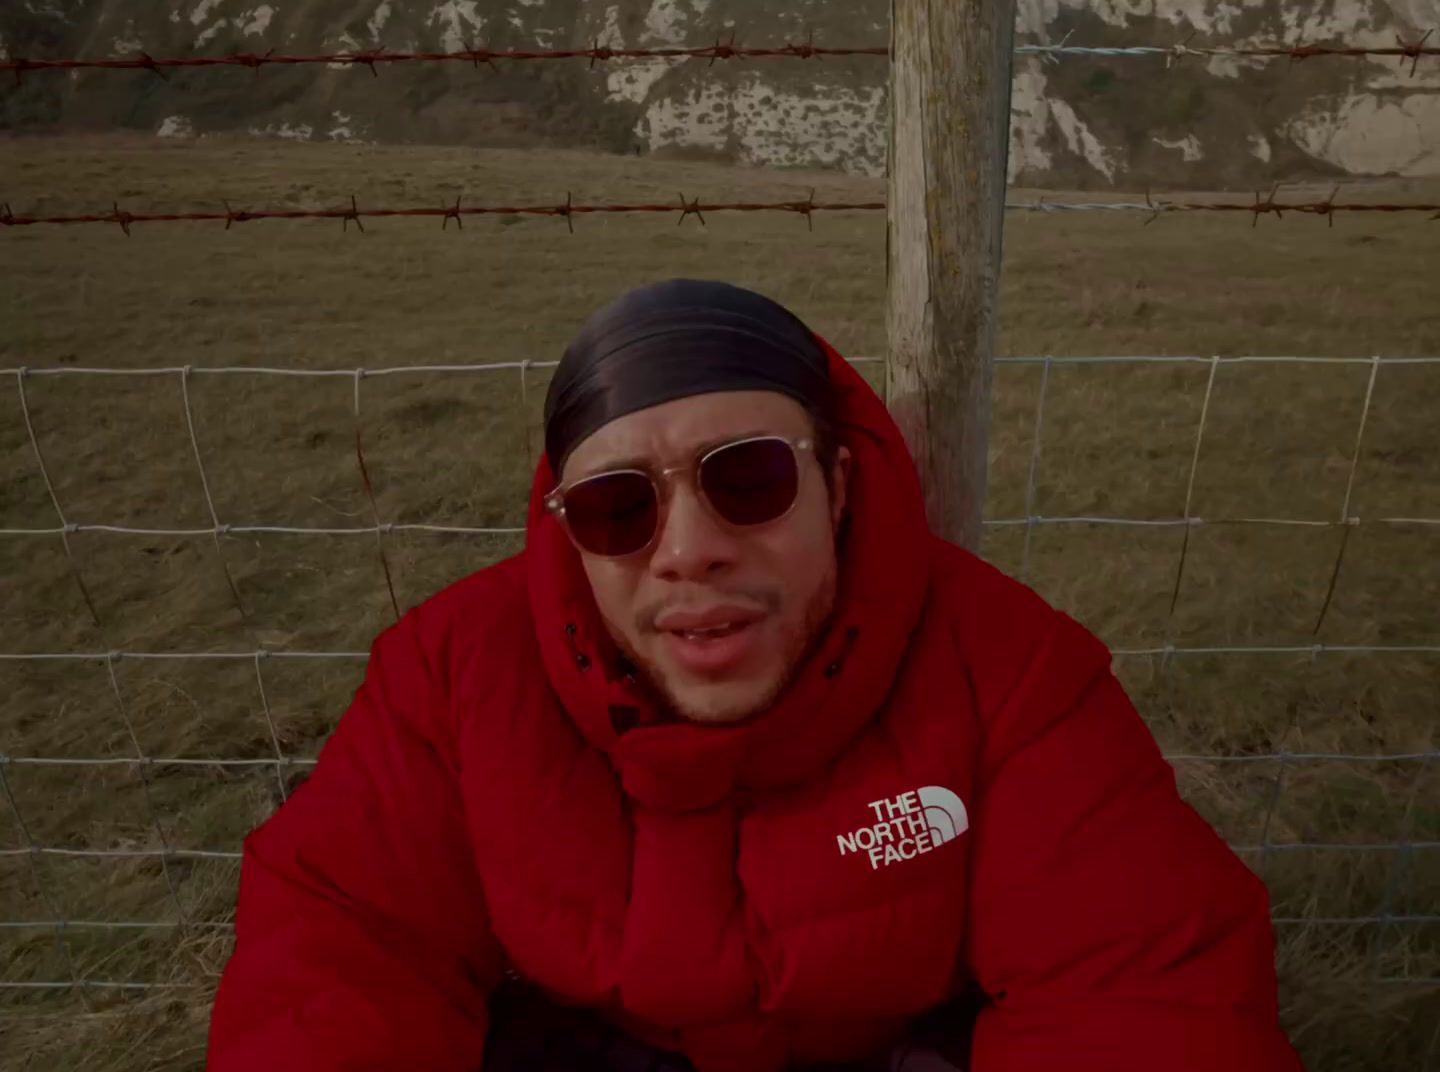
[{"x1": 524, "y1": 339, "x2": 932, "y2": 813}]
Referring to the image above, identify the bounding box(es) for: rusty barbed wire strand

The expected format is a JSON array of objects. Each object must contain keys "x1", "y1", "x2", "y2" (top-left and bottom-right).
[
  {"x1": 0, "y1": 39, "x2": 889, "y2": 81},
  {"x1": 0, "y1": 195, "x2": 878, "y2": 233},
  {"x1": 2, "y1": 31, "x2": 1437, "y2": 79},
  {"x1": 2, "y1": 192, "x2": 1438, "y2": 234}
]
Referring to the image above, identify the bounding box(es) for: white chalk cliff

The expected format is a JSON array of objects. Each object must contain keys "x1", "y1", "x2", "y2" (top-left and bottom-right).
[{"x1": 2, "y1": 0, "x2": 1436, "y2": 187}]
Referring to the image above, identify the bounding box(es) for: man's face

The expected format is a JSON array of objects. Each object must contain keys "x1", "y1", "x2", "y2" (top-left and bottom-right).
[{"x1": 560, "y1": 390, "x2": 849, "y2": 724}]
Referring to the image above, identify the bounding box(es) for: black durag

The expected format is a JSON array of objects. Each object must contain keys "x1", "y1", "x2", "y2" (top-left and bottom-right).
[{"x1": 543, "y1": 279, "x2": 834, "y2": 477}]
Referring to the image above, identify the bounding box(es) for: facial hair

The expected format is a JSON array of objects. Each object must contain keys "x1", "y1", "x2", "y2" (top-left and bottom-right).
[{"x1": 613, "y1": 559, "x2": 838, "y2": 725}]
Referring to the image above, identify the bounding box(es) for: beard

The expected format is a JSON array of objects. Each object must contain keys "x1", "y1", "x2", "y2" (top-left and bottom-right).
[{"x1": 612, "y1": 560, "x2": 839, "y2": 725}]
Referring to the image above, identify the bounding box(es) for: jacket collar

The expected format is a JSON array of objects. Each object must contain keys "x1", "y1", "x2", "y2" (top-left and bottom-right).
[{"x1": 525, "y1": 342, "x2": 932, "y2": 813}]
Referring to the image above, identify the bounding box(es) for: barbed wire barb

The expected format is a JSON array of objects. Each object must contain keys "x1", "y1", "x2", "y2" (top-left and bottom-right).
[
  {"x1": 1167, "y1": 29, "x2": 1199, "y2": 70},
  {"x1": 342, "y1": 194, "x2": 363, "y2": 233},
  {"x1": 238, "y1": 47, "x2": 276, "y2": 76},
  {"x1": 460, "y1": 40, "x2": 497, "y2": 73},
  {"x1": 800, "y1": 187, "x2": 817, "y2": 232},
  {"x1": 1051, "y1": 29, "x2": 1076, "y2": 67},
  {"x1": 136, "y1": 52, "x2": 168, "y2": 81},
  {"x1": 1286, "y1": 40, "x2": 1315, "y2": 68},
  {"x1": 1251, "y1": 182, "x2": 1284, "y2": 228},
  {"x1": 442, "y1": 194, "x2": 463, "y2": 231},
  {"x1": 349, "y1": 49, "x2": 385, "y2": 77},
  {"x1": 1142, "y1": 187, "x2": 1162, "y2": 226},
  {"x1": 1399, "y1": 28, "x2": 1433, "y2": 76},
  {"x1": 1318, "y1": 184, "x2": 1342, "y2": 228},
  {"x1": 110, "y1": 201, "x2": 133, "y2": 237},
  {"x1": 222, "y1": 199, "x2": 246, "y2": 230},
  {"x1": 678, "y1": 192, "x2": 706, "y2": 227},
  {"x1": 789, "y1": 27, "x2": 822, "y2": 60},
  {"x1": 709, "y1": 29, "x2": 742, "y2": 67}
]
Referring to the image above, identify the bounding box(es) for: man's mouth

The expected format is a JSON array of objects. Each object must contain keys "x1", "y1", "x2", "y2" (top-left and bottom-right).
[
  {"x1": 654, "y1": 607, "x2": 766, "y2": 674},
  {"x1": 655, "y1": 605, "x2": 763, "y2": 633},
  {"x1": 674, "y1": 622, "x2": 747, "y2": 641}
]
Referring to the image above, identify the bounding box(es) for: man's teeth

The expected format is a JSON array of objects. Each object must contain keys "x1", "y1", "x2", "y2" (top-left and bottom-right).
[{"x1": 680, "y1": 623, "x2": 741, "y2": 639}]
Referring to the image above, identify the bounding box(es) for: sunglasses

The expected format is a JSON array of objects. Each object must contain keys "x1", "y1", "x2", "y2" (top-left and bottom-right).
[{"x1": 546, "y1": 435, "x2": 815, "y2": 558}]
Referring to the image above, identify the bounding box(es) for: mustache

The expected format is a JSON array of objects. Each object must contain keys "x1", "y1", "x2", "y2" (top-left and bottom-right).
[{"x1": 635, "y1": 585, "x2": 782, "y2": 634}]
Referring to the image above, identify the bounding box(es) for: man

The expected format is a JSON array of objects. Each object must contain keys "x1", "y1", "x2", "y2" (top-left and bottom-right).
[{"x1": 209, "y1": 279, "x2": 1301, "y2": 1072}]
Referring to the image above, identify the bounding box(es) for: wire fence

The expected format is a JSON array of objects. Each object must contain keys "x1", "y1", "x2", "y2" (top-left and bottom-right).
[
  {"x1": 2, "y1": 357, "x2": 1438, "y2": 551},
  {"x1": 2, "y1": 16, "x2": 1437, "y2": 1016},
  {"x1": 2, "y1": 354, "x2": 1437, "y2": 993}
]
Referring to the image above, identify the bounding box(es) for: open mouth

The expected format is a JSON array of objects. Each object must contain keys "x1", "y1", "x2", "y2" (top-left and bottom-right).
[
  {"x1": 657, "y1": 613, "x2": 764, "y2": 675},
  {"x1": 675, "y1": 622, "x2": 747, "y2": 641}
]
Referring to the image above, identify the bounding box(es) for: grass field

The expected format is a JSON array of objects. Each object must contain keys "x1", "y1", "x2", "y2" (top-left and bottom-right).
[{"x1": 1, "y1": 135, "x2": 1438, "y2": 1071}]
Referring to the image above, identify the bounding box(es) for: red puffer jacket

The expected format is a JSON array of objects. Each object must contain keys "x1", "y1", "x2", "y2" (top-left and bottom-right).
[{"x1": 208, "y1": 343, "x2": 1302, "y2": 1072}]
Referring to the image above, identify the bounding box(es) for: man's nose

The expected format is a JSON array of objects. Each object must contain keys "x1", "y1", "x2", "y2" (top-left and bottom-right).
[{"x1": 648, "y1": 484, "x2": 740, "y2": 581}]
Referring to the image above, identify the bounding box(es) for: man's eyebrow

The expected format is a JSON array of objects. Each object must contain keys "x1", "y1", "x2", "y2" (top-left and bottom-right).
[
  {"x1": 572, "y1": 452, "x2": 649, "y2": 479},
  {"x1": 575, "y1": 430, "x2": 780, "y2": 479}
]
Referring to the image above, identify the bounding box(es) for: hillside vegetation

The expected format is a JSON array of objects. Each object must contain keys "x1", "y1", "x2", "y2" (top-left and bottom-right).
[
  {"x1": 0, "y1": 134, "x2": 1437, "y2": 1069},
  {"x1": 2, "y1": 1, "x2": 1438, "y2": 187}
]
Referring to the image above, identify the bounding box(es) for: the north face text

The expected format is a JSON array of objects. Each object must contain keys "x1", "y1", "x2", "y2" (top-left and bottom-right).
[{"x1": 835, "y1": 786, "x2": 969, "y2": 870}]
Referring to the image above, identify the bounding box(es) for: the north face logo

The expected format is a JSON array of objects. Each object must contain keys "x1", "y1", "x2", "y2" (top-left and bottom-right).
[{"x1": 836, "y1": 786, "x2": 969, "y2": 870}]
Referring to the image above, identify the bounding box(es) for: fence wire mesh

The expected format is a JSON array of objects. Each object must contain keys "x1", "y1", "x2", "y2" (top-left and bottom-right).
[{"x1": 2, "y1": 354, "x2": 1437, "y2": 993}]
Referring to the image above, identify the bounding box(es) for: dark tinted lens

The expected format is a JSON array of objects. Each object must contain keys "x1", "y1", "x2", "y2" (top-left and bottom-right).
[
  {"x1": 563, "y1": 471, "x2": 658, "y2": 556},
  {"x1": 699, "y1": 438, "x2": 800, "y2": 526}
]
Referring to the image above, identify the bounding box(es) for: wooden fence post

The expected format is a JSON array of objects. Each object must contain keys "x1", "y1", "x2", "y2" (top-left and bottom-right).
[{"x1": 886, "y1": 0, "x2": 1017, "y2": 551}]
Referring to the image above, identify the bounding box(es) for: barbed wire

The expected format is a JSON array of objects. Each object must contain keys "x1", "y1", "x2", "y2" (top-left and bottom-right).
[
  {"x1": 1028, "y1": 33, "x2": 1439, "y2": 70},
  {"x1": 0, "y1": 194, "x2": 882, "y2": 234},
  {"x1": 2, "y1": 31, "x2": 1436, "y2": 80},
  {"x1": 3, "y1": 189, "x2": 1438, "y2": 235},
  {"x1": 0, "y1": 39, "x2": 889, "y2": 80}
]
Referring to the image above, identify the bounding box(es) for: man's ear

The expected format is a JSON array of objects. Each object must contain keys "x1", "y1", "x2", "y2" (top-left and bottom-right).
[{"x1": 830, "y1": 446, "x2": 852, "y2": 531}]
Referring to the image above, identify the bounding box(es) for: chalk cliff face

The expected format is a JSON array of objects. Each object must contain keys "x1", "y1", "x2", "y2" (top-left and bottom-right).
[{"x1": 3, "y1": 1, "x2": 1437, "y2": 188}]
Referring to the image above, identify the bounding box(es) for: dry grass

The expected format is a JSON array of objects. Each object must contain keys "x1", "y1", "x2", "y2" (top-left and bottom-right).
[{"x1": 1, "y1": 135, "x2": 1438, "y2": 1071}]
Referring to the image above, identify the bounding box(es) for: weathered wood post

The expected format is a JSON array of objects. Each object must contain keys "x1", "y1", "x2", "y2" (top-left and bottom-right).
[{"x1": 886, "y1": 0, "x2": 1017, "y2": 551}]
